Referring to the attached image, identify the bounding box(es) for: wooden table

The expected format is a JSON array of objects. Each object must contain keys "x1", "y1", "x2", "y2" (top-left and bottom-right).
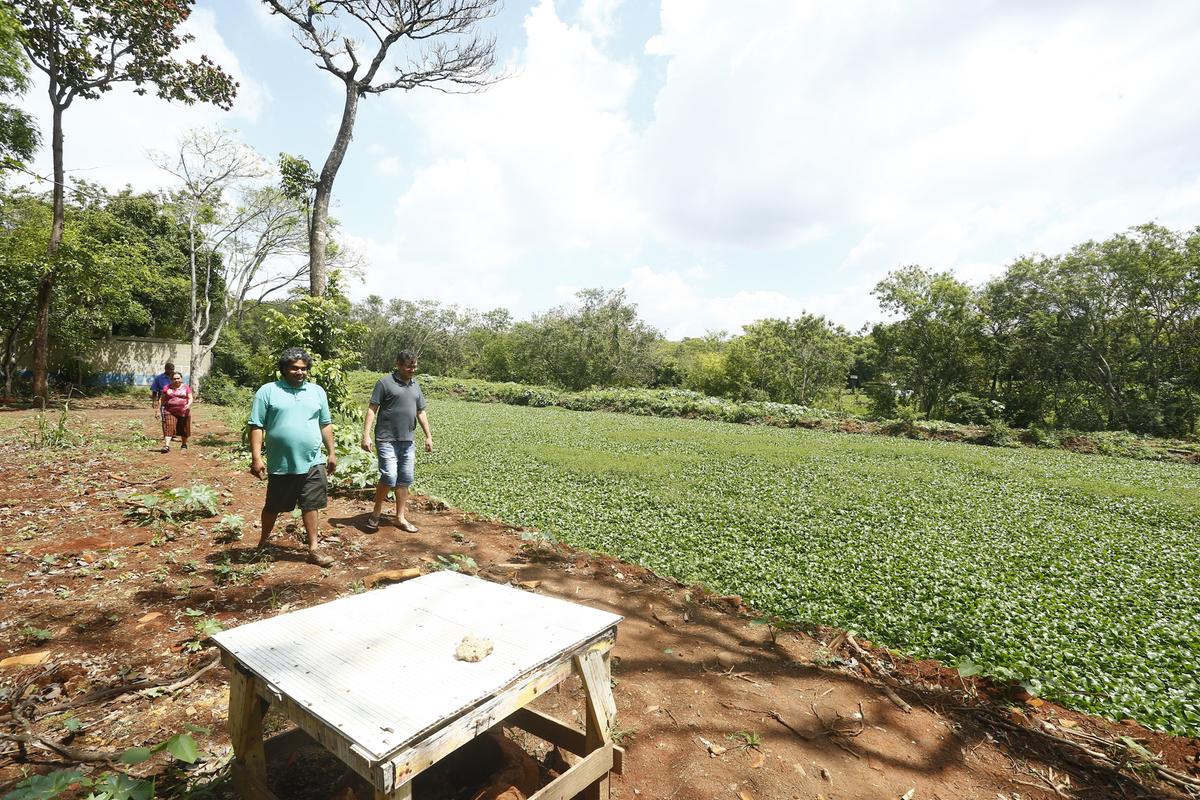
[{"x1": 212, "y1": 571, "x2": 624, "y2": 799}]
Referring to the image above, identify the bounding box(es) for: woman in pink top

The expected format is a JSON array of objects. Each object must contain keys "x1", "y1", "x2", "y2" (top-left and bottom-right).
[{"x1": 157, "y1": 371, "x2": 193, "y2": 452}]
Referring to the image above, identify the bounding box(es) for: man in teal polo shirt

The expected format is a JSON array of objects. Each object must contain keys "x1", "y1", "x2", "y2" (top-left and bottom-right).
[{"x1": 248, "y1": 347, "x2": 337, "y2": 566}]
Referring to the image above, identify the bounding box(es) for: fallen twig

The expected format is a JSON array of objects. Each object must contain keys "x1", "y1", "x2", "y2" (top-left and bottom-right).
[
  {"x1": 0, "y1": 656, "x2": 220, "y2": 723},
  {"x1": 719, "y1": 701, "x2": 816, "y2": 742},
  {"x1": 110, "y1": 473, "x2": 170, "y2": 487},
  {"x1": 134, "y1": 657, "x2": 220, "y2": 698},
  {"x1": 970, "y1": 707, "x2": 1200, "y2": 797},
  {"x1": 844, "y1": 634, "x2": 912, "y2": 713},
  {"x1": 0, "y1": 730, "x2": 118, "y2": 764}
]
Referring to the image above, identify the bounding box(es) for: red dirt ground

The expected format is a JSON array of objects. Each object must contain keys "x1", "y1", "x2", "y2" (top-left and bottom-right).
[{"x1": 1, "y1": 402, "x2": 1198, "y2": 800}]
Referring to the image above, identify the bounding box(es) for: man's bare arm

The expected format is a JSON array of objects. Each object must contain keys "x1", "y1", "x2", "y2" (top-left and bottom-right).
[
  {"x1": 249, "y1": 427, "x2": 266, "y2": 479},
  {"x1": 417, "y1": 410, "x2": 433, "y2": 453},
  {"x1": 361, "y1": 403, "x2": 379, "y2": 451},
  {"x1": 322, "y1": 423, "x2": 337, "y2": 473}
]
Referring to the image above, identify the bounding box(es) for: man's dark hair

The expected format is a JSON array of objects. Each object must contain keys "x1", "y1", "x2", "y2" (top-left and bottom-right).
[
  {"x1": 395, "y1": 350, "x2": 418, "y2": 366},
  {"x1": 278, "y1": 347, "x2": 313, "y2": 374},
  {"x1": 164, "y1": 362, "x2": 175, "y2": 372}
]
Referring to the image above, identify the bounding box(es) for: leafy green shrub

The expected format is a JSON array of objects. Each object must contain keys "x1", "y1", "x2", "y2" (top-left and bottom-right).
[
  {"x1": 403, "y1": 375, "x2": 842, "y2": 430},
  {"x1": 198, "y1": 372, "x2": 252, "y2": 407},
  {"x1": 1087, "y1": 431, "x2": 1153, "y2": 459},
  {"x1": 1, "y1": 728, "x2": 207, "y2": 800},
  {"x1": 328, "y1": 413, "x2": 377, "y2": 491},
  {"x1": 881, "y1": 408, "x2": 920, "y2": 438},
  {"x1": 258, "y1": 288, "x2": 366, "y2": 416},
  {"x1": 27, "y1": 403, "x2": 82, "y2": 450},
  {"x1": 1058, "y1": 403, "x2": 1106, "y2": 432},
  {"x1": 980, "y1": 418, "x2": 1017, "y2": 447},
  {"x1": 1025, "y1": 423, "x2": 1061, "y2": 448},
  {"x1": 947, "y1": 392, "x2": 1005, "y2": 424},
  {"x1": 863, "y1": 380, "x2": 901, "y2": 418},
  {"x1": 126, "y1": 484, "x2": 218, "y2": 524}
]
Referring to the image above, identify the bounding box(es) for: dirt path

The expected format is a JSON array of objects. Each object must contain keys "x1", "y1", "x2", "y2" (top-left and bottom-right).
[{"x1": 1, "y1": 402, "x2": 1197, "y2": 799}]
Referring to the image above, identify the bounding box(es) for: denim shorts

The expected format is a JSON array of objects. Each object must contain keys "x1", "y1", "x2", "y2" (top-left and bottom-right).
[{"x1": 377, "y1": 440, "x2": 415, "y2": 487}]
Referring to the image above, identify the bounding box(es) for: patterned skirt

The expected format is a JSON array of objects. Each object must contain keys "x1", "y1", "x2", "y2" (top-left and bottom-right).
[{"x1": 162, "y1": 412, "x2": 191, "y2": 438}]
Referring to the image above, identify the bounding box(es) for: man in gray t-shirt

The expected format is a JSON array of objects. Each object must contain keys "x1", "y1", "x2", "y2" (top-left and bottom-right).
[{"x1": 360, "y1": 350, "x2": 433, "y2": 533}]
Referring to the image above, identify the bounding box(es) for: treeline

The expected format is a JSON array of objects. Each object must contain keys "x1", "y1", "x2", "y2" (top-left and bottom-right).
[
  {"x1": 4, "y1": 181, "x2": 1197, "y2": 438},
  {"x1": 868, "y1": 224, "x2": 1200, "y2": 435},
  {"x1": 333, "y1": 223, "x2": 1200, "y2": 437}
]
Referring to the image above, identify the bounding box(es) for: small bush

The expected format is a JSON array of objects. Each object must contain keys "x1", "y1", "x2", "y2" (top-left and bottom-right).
[
  {"x1": 947, "y1": 392, "x2": 1005, "y2": 424},
  {"x1": 1025, "y1": 424, "x2": 1061, "y2": 448},
  {"x1": 200, "y1": 372, "x2": 252, "y2": 407},
  {"x1": 881, "y1": 408, "x2": 920, "y2": 438},
  {"x1": 981, "y1": 418, "x2": 1017, "y2": 447}
]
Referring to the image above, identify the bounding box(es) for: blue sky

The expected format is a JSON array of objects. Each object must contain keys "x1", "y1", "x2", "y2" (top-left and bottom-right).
[{"x1": 16, "y1": 0, "x2": 1200, "y2": 337}]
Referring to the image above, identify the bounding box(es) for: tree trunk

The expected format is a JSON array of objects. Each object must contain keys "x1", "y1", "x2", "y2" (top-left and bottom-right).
[
  {"x1": 31, "y1": 102, "x2": 65, "y2": 399},
  {"x1": 188, "y1": 213, "x2": 202, "y2": 397},
  {"x1": 189, "y1": 342, "x2": 205, "y2": 399},
  {"x1": 309, "y1": 80, "x2": 360, "y2": 297},
  {"x1": 2, "y1": 320, "x2": 22, "y2": 397}
]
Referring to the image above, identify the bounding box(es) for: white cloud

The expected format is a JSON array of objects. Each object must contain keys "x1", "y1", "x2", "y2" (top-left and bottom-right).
[
  {"x1": 640, "y1": 0, "x2": 1200, "y2": 279},
  {"x1": 623, "y1": 266, "x2": 877, "y2": 338},
  {"x1": 355, "y1": 0, "x2": 645, "y2": 310},
  {"x1": 579, "y1": 0, "x2": 624, "y2": 41}
]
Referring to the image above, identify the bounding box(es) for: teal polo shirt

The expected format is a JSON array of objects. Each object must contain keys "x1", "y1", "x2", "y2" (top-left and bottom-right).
[{"x1": 248, "y1": 380, "x2": 333, "y2": 475}]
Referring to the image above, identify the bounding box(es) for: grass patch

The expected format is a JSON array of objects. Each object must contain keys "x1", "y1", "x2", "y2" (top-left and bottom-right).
[{"x1": 415, "y1": 399, "x2": 1200, "y2": 736}]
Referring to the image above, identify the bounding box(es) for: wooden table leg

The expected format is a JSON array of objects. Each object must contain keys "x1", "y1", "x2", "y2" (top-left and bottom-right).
[
  {"x1": 229, "y1": 667, "x2": 271, "y2": 800},
  {"x1": 375, "y1": 781, "x2": 413, "y2": 799},
  {"x1": 574, "y1": 650, "x2": 617, "y2": 800}
]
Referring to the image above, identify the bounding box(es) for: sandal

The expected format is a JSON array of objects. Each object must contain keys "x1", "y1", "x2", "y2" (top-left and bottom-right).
[
  {"x1": 364, "y1": 514, "x2": 380, "y2": 532},
  {"x1": 308, "y1": 550, "x2": 334, "y2": 567},
  {"x1": 398, "y1": 521, "x2": 419, "y2": 533}
]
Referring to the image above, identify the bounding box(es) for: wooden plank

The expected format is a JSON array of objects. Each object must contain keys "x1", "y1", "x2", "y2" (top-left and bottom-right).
[
  {"x1": 228, "y1": 668, "x2": 271, "y2": 800},
  {"x1": 230, "y1": 764, "x2": 279, "y2": 800},
  {"x1": 527, "y1": 745, "x2": 613, "y2": 800},
  {"x1": 377, "y1": 634, "x2": 614, "y2": 792},
  {"x1": 263, "y1": 688, "x2": 375, "y2": 782},
  {"x1": 506, "y1": 707, "x2": 624, "y2": 775},
  {"x1": 575, "y1": 651, "x2": 616, "y2": 800},
  {"x1": 378, "y1": 654, "x2": 571, "y2": 791},
  {"x1": 575, "y1": 651, "x2": 616, "y2": 725}
]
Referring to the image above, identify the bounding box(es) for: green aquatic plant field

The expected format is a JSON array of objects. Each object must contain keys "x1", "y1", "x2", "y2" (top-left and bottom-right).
[{"x1": 415, "y1": 399, "x2": 1200, "y2": 735}]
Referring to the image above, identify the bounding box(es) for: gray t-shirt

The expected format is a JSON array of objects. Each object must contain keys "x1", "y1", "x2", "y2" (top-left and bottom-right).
[{"x1": 370, "y1": 374, "x2": 426, "y2": 442}]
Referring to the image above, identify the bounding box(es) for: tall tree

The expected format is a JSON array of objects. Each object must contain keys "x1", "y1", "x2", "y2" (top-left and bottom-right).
[
  {"x1": 264, "y1": 0, "x2": 499, "y2": 297},
  {"x1": 0, "y1": 1, "x2": 38, "y2": 172},
  {"x1": 871, "y1": 266, "x2": 982, "y2": 417},
  {"x1": 725, "y1": 316, "x2": 854, "y2": 405},
  {"x1": 0, "y1": 187, "x2": 184, "y2": 394},
  {"x1": 11, "y1": 0, "x2": 237, "y2": 397},
  {"x1": 509, "y1": 289, "x2": 661, "y2": 390},
  {"x1": 154, "y1": 129, "x2": 308, "y2": 395}
]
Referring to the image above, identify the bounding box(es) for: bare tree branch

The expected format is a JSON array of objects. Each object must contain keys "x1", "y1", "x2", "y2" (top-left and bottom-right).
[{"x1": 262, "y1": 0, "x2": 502, "y2": 297}]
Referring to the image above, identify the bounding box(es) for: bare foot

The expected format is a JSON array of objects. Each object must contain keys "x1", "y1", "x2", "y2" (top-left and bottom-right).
[{"x1": 398, "y1": 520, "x2": 419, "y2": 533}]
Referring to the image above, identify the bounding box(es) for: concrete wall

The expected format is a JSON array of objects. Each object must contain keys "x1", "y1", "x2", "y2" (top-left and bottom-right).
[{"x1": 84, "y1": 338, "x2": 212, "y2": 386}]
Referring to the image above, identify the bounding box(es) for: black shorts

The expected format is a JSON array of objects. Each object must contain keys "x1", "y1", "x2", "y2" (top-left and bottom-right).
[{"x1": 265, "y1": 465, "x2": 328, "y2": 513}]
